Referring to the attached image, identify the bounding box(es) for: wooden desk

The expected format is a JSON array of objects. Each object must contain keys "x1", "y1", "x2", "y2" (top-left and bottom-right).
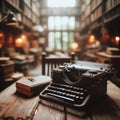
[
  {"x1": 96, "y1": 52, "x2": 120, "y2": 63},
  {"x1": 84, "y1": 52, "x2": 96, "y2": 62},
  {"x1": 96, "y1": 52, "x2": 120, "y2": 78},
  {"x1": 0, "y1": 81, "x2": 120, "y2": 120}
]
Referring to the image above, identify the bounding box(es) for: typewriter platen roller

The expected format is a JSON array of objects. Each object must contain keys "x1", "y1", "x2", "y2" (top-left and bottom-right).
[{"x1": 39, "y1": 61, "x2": 115, "y2": 109}]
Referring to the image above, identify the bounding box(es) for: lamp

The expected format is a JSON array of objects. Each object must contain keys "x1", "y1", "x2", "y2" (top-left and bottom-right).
[
  {"x1": 0, "y1": 12, "x2": 18, "y2": 26},
  {"x1": 0, "y1": 12, "x2": 19, "y2": 56}
]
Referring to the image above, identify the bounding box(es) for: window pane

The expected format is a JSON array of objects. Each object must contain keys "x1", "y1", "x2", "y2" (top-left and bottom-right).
[
  {"x1": 62, "y1": 17, "x2": 69, "y2": 30},
  {"x1": 69, "y1": 17, "x2": 75, "y2": 30},
  {"x1": 55, "y1": 32, "x2": 61, "y2": 50},
  {"x1": 47, "y1": 0, "x2": 76, "y2": 7},
  {"x1": 69, "y1": 32, "x2": 74, "y2": 48},
  {"x1": 48, "y1": 32, "x2": 55, "y2": 50},
  {"x1": 62, "y1": 32, "x2": 68, "y2": 50},
  {"x1": 48, "y1": 16, "x2": 55, "y2": 30},
  {"x1": 48, "y1": 16, "x2": 76, "y2": 50},
  {"x1": 55, "y1": 16, "x2": 61, "y2": 30},
  {"x1": 69, "y1": 32, "x2": 74, "y2": 42}
]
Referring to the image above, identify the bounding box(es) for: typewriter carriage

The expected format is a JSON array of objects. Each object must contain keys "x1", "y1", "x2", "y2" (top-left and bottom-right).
[{"x1": 52, "y1": 61, "x2": 114, "y2": 97}]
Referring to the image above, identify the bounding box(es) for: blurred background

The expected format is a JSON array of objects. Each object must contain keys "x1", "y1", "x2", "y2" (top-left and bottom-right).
[{"x1": 0, "y1": 0, "x2": 120, "y2": 90}]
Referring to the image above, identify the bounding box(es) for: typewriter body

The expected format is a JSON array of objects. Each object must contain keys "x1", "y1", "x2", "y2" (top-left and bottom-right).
[{"x1": 40, "y1": 61, "x2": 114, "y2": 110}]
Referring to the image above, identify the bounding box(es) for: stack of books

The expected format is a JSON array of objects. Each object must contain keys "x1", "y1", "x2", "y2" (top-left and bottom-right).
[
  {"x1": 16, "y1": 75, "x2": 52, "y2": 97},
  {"x1": 106, "y1": 47, "x2": 120, "y2": 55}
]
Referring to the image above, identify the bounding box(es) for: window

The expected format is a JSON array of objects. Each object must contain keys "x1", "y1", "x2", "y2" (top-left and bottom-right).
[
  {"x1": 48, "y1": 16, "x2": 75, "y2": 50},
  {"x1": 47, "y1": 0, "x2": 76, "y2": 7}
]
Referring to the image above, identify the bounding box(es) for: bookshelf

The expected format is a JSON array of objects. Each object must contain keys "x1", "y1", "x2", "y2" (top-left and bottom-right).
[
  {"x1": 0, "y1": 0, "x2": 40, "y2": 31},
  {"x1": 0, "y1": 0, "x2": 40, "y2": 51},
  {"x1": 80, "y1": 0, "x2": 120, "y2": 45}
]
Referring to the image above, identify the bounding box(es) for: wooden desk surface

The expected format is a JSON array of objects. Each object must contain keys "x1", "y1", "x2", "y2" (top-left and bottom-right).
[
  {"x1": 0, "y1": 81, "x2": 120, "y2": 120},
  {"x1": 96, "y1": 52, "x2": 120, "y2": 58}
]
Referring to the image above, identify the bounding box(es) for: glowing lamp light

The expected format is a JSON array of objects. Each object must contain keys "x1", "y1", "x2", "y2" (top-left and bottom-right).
[
  {"x1": 71, "y1": 42, "x2": 78, "y2": 50},
  {"x1": 21, "y1": 34, "x2": 26, "y2": 39},
  {"x1": 0, "y1": 32, "x2": 3, "y2": 37},
  {"x1": 0, "y1": 32, "x2": 4, "y2": 48},
  {"x1": 15, "y1": 38, "x2": 23, "y2": 47},
  {"x1": 115, "y1": 36, "x2": 120, "y2": 46},
  {"x1": 0, "y1": 32, "x2": 4, "y2": 38},
  {"x1": 21, "y1": 34, "x2": 27, "y2": 44},
  {"x1": 89, "y1": 35, "x2": 96, "y2": 44}
]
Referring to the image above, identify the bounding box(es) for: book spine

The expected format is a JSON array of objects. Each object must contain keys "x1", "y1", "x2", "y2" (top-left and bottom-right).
[
  {"x1": 17, "y1": 88, "x2": 33, "y2": 97},
  {"x1": 16, "y1": 82, "x2": 48, "y2": 92},
  {"x1": 16, "y1": 82, "x2": 31, "y2": 91}
]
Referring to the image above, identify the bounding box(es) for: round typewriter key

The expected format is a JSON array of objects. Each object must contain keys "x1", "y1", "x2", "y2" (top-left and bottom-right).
[
  {"x1": 73, "y1": 87, "x2": 79, "y2": 90},
  {"x1": 75, "y1": 92, "x2": 79, "y2": 95},
  {"x1": 80, "y1": 96, "x2": 84, "y2": 99},
  {"x1": 76, "y1": 87, "x2": 80, "y2": 90},
  {"x1": 80, "y1": 92, "x2": 84, "y2": 95},
  {"x1": 71, "y1": 90, "x2": 75, "y2": 93},
  {"x1": 68, "y1": 89, "x2": 72, "y2": 92},
  {"x1": 70, "y1": 94, "x2": 75, "y2": 98},
  {"x1": 66, "y1": 93, "x2": 70, "y2": 96},
  {"x1": 62, "y1": 92, "x2": 66, "y2": 95},
  {"x1": 69, "y1": 94, "x2": 73, "y2": 97},
  {"x1": 80, "y1": 88, "x2": 84, "y2": 91},
  {"x1": 75, "y1": 96, "x2": 79, "y2": 99}
]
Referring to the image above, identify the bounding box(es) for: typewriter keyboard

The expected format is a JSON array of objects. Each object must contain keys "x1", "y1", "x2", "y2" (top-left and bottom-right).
[{"x1": 40, "y1": 82, "x2": 91, "y2": 108}]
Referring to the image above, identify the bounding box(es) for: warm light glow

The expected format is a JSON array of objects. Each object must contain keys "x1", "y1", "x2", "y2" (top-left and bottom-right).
[
  {"x1": 89, "y1": 35, "x2": 96, "y2": 44},
  {"x1": 71, "y1": 42, "x2": 78, "y2": 50},
  {"x1": 0, "y1": 43, "x2": 2, "y2": 48},
  {"x1": 0, "y1": 32, "x2": 4, "y2": 46},
  {"x1": 115, "y1": 36, "x2": 120, "y2": 46},
  {"x1": 0, "y1": 32, "x2": 4, "y2": 37},
  {"x1": 21, "y1": 34, "x2": 27, "y2": 44},
  {"x1": 21, "y1": 34, "x2": 26, "y2": 39},
  {"x1": 47, "y1": 0, "x2": 76, "y2": 7},
  {"x1": 15, "y1": 38, "x2": 23, "y2": 47},
  {"x1": 91, "y1": 40, "x2": 100, "y2": 48},
  {"x1": 0, "y1": 33, "x2": 3, "y2": 37},
  {"x1": 6, "y1": 22, "x2": 18, "y2": 26},
  {"x1": 115, "y1": 36, "x2": 120, "y2": 41}
]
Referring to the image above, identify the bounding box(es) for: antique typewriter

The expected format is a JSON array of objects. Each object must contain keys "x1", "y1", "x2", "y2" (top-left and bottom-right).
[{"x1": 39, "y1": 61, "x2": 115, "y2": 110}]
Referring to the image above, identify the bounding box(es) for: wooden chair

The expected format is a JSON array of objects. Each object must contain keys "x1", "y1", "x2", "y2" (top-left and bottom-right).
[{"x1": 42, "y1": 52, "x2": 75, "y2": 76}]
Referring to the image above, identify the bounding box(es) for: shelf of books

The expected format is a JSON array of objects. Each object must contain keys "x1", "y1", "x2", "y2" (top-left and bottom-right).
[
  {"x1": 104, "y1": 0, "x2": 120, "y2": 24},
  {"x1": 24, "y1": 3, "x2": 32, "y2": 20},
  {"x1": 2, "y1": 0, "x2": 40, "y2": 32},
  {"x1": 22, "y1": 15, "x2": 32, "y2": 30},
  {"x1": 32, "y1": 12, "x2": 40, "y2": 25},
  {"x1": 80, "y1": 1, "x2": 91, "y2": 32},
  {"x1": 90, "y1": 0, "x2": 102, "y2": 12},
  {"x1": 105, "y1": 0, "x2": 120, "y2": 12},
  {"x1": 80, "y1": 0, "x2": 120, "y2": 33},
  {"x1": 5, "y1": 0, "x2": 21, "y2": 13}
]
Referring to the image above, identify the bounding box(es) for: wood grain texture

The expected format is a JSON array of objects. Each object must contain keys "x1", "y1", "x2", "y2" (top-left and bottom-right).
[
  {"x1": 0, "y1": 83, "x2": 39, "y2": 119},
  {"x1": 33, "y1": 100, "x2": 65, "y2": 120},
  {"x1": 0, "y1": 80, "x2": 120, "y2": 120}
]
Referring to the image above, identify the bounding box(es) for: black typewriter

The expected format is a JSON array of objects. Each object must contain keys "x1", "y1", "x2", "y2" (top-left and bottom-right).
[{"x1": 39, "y1": 61, "x2": 115, "y2": 110}]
